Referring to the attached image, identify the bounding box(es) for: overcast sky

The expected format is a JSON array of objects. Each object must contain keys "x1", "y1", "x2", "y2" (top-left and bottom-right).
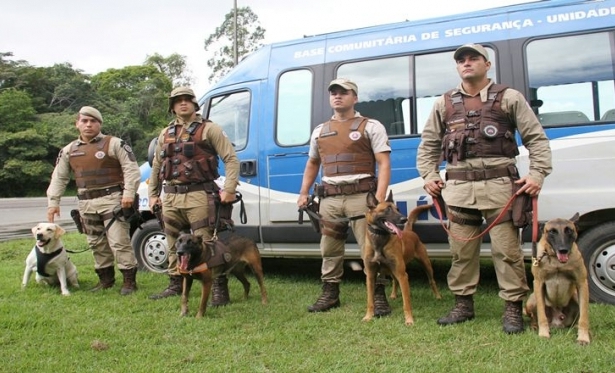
[{"x1": 1, "y1": 0, "x2": 532, "y2": 94}]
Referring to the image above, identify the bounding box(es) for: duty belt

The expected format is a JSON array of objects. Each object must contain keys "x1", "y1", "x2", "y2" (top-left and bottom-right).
[
  {"x1": 316, "y1": 177, "x2": 376, "y2": 198},
  {"x1": 77, "y1": 185, "x2": 123, "y2": 200},
  {"x1": 163, "y1": 182, "x2": 217, "y2": 194},
  {"x1": 445, "y1": 165, "x2": 517, "y2": 182}
]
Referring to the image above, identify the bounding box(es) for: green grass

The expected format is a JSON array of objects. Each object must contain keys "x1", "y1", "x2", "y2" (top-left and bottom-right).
[{"x1": 2, "y1": 233, "x2": 615, "y2": 373}]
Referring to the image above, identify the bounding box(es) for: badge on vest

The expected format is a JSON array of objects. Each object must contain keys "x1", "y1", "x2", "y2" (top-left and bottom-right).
[
  {"x1": 482, "y1": 124, "x2": 498, "y2": 138},
  {"x1": 320, "y1": 131, "x2": 337, "y2": 138},
  {"x1": 95, "y1": 151, "x2": 106, "y2": 159},
  {"x1": 349, "y1": 131, "x2": 362, "y2": 141}
]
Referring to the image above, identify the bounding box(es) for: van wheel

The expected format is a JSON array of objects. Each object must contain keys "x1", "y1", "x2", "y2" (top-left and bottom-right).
[
  {"x1": 131, "y1": 219, "x2": 169, "y2": 273},
  {"x1": 578, "y1": 221, "x2": 615, "y2": 305}
]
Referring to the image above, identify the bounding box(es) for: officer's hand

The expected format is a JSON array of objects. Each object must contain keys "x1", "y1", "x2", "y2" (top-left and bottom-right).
[
  {"x1": 47, "y1": 207, "x2": 60, "y2": 223},
  {"x1": 121, "y1": 196, "x2": 134, "y2": 209},
  {"x1": 219, "y1": 191, "x2": 236, "y2": 204},
  {"x1": 514, "y1": 176, "x2": 542, "y2": 197},
  {"x1": 297, "y1": 194, "x2": 309, "y2": 208},
  {"x1": 149, "y1": 197, "x2": 159, "y2": 210},
  {"x1": 423, "y1": 180, "x2": 444, "y2": 198}
]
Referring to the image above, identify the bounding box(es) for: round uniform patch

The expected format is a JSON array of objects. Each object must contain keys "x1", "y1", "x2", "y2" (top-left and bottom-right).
[
  {"x1": 95, "y1": 151, "x2": 106, "y2": 159},
  {"x1": 483, "y1": 124, "x2": 498, "y2": 138},
  {"x1": 349, "y1": 131, "x2": 362, "y2": 141},
  {"x1": 123, "y1": 144, "x2": 133, "y2": 153}
]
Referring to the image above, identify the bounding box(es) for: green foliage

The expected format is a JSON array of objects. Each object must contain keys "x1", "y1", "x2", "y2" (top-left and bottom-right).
[
  {"x1": 0, "y1": 89, "x2": 36, "y2": 131},
  {"x1": 145, "y1": 53, "x2": 193, "y2": 87},
  {"x1": 1, "y1": 235, "x2": 615, "y2": 373},
  {"x1": 0, "y1": 51, "x2": 187, "y2": 196},
  {"x1": 204, "y1": 6, "x2": 266, "y2": 83}
]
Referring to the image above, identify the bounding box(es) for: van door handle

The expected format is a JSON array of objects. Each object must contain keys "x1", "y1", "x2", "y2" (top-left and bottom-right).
[{"x1": 240, "y1": 160, "x2": 257, "y2": 177}]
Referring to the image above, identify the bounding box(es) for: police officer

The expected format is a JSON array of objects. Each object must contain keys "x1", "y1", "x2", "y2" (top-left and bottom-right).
[
  {"x1": 417, "y1": 44, "x2": 552, "y2": 333},
  {"x1": 297, "y1": 78, "x2": 392, "y2": 314},
  {"x1": 148, "y1": 87, "x2": 240, "y2": 303},
  {"x1": 47, "y1": 106, "x2": 141, "y2": 295}
]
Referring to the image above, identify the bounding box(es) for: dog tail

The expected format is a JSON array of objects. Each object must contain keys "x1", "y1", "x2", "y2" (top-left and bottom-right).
[{"x1": 405, "y1": 204, "x2": 432, "y2": 232}]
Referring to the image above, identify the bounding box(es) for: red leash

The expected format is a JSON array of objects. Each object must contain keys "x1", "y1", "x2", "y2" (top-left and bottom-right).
[
  {"x1": 530, "y1": 196, "x2": 540, "y2": 266},
  {"x1": 433, "y1": 193, "x2": 531, "y2": 243}
]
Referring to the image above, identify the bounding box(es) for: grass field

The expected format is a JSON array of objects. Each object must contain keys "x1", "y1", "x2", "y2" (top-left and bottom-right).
[{"x1": 2, "y1": 232, "x2": 615, "y2": 372}]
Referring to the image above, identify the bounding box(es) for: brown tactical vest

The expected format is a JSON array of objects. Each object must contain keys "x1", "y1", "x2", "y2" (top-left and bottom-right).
[
  {"x1": 317, "y1": 117, "x2": 375, "y2": 177},
  {"x1": 442, "y1": 84, "x2": 519, "y2": 165},
  {"x1": 159, "y1": 119, "x2": 220, "y2": 184},
  {"x1": 68, "y1": 136, "x2": 124, "y2": 189}
]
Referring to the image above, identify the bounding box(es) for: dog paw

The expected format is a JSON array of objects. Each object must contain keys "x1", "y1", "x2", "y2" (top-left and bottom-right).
[
  {"x1": 362, "y1": 314, "x2": 374, "y2": 322},
  {"x1": 538, "y1": 330, "x2": 550, "y2": 339},
  {"x1": 405, "y1": 317, "x2": 415, "y2": 326},
  {"x1": 61, "y1": 292, "x2": 71, "y2": 296}
]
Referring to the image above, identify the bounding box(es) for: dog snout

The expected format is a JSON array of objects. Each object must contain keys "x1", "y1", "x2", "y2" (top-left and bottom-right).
[{"x1": 36, "y1": 233, "x2": 44, "y2": 240}]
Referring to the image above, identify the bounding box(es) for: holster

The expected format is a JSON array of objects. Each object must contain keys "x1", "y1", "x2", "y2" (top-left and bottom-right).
[
  {"x1": 299, "y1": 195, "x2": 320, "y2": 233},
  {"x1": 70, "y1": 209, "x2": 84, "y2": 234},
  {"x1": 153, "y1": 204, "x2": 164, "y2": 230},
  {"x1": 511, "y1": 184, "x2": 533, "y2": 228}
]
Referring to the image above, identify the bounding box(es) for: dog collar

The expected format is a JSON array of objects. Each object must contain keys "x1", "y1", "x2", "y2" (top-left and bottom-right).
[
  {"x1": 367, "y1": 225, "x2": 388, "y2": 235},
  {"x1": 179, "y1": 262, "x2": 209, "y2": 275}
]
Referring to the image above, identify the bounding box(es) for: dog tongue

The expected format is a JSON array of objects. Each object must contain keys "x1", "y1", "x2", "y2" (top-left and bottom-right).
[
  {"x1": 179, "y1": 255, "x2": 189, "y2": 271},
  {"x1": 557, "y1": 252, "x2": 569, "y2": 263},
  {"x1": 384, "y1": 222, "x2": 403, "y2": 238}
]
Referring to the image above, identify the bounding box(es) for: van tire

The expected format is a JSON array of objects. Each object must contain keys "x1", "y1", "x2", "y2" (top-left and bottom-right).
[
  {"x1": 578, "y1": 221, "x2": 615, "y2": 305},
  {"x1": 131, "y1": 219, "x2": 169, "y2": 273}
]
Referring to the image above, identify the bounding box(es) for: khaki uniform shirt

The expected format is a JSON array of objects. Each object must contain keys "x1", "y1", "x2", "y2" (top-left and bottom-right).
[
  {"x1": 308, "y1": 111, "x2": 391, "y2": 185},
  {"x1": 47, "y1": 134, "x2": 141, "y2": 208},
  {"x1": 417, "y1": 80, "x2": 552, "y2": 209},
  {"x1": 149, "y1": 115, "x2": 240, "y2": 206}
]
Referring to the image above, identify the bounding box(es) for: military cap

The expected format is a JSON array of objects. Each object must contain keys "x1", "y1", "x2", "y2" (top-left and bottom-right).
[
  {"x1": 168, "y1": 86, "x2": 200, "y2": 113},
  {"x1": 79, "y1": 106, "x2": 103, "y2": 123},
  {"x1": 453, "y1": 44, "x2": 490, "y2": 61},
  {"x1": 328, "y1": 78, "x2": 358, "y2": 95}
]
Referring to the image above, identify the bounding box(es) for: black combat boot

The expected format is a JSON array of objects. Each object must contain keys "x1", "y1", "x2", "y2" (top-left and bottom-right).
[
  {"x1": 307, "y1": 282, "x2": 340, "y2": 312},
  {"x1": 90, "y1": 266, "x2": 115, "y2": 292},
  {"x1": 149, "y1": 275, "x2": 183, "y2": 299},
  {"x1": 437, "y1": 295, "x2": 475, "y2": 325},
  {"x1": 119, "y1": 267, "x2": 138, "y2": 296},
  {"x1": 374, "y1": 283, "x2": 392, "y2": 317},
  {"x1": 502, "y1": 301, "x2": 525, "y2": 334},
  {"x1": 211, "y1": 275, "x2": 230, "y2": 307}
]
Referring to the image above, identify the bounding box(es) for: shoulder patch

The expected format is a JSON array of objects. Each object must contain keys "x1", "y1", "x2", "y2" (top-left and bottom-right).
[{"x1": 120, "y1": 140, "x2": 137, "y2": 162}]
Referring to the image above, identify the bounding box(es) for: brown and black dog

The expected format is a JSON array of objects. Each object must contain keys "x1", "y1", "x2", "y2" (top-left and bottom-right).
[
  {"x1": 362, "y1": 191, "x2": 441, "y2": 325},
  {"x1": 524, "y1": 213, "x2": 590, "y2": 345},
  {"x1": 176, "y1": 233, "x2": 268, "y2": 318}
]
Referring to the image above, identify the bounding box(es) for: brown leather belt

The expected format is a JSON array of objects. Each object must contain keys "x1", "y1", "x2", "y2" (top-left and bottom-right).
[
  {"x1": 445, "y1": 166, "x2": 515, "y2": 182},
  {"x1": 163, "y1": 182, "x2": 217, "y2": 194},
  {"x1": 77, "y1": 185, "x2": 123, "y2": 200},
  {"x1": 316, "y1": 177, "x2": 376, "y2": 198}
]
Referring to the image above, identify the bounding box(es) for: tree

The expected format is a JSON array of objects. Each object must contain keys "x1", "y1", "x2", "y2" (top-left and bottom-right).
[
  {"x1": 0, "y1": 89, "x2": 36, "y2": 132},
  {"x1": 144, "y1": 53, "x2": 193, "y2": 87},
  {"x1": 204, "y1": 6, "x2": 265, "y2": 83}
]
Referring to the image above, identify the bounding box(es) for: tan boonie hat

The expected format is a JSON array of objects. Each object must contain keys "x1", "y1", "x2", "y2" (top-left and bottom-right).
[
  {"x1": 328, "y1": 78, "x2": 358, "y2": 95},
  {"x1": 453, "y1": 44, "x2": 490, "y2": 61},
  {"x1": 168, "y1": 86, "x2": 199, "y2": 113},
  {"x1": 79, "y1": 106, "x2": 103, "y2": 123}
]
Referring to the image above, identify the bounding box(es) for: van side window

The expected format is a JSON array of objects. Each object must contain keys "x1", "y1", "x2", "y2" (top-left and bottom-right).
[
  {"x1": 339, "y1": 57, "x2": 411, "y2": 137},
  {"x1": 277, "y1": 70, "x2": 313, "y2": 146},
  {"x1": 527, "y1": 32, "x2": 615, "y2": 126},
  {"x1": 208, "y1": 91, "x2": 250, "y2": 150}
]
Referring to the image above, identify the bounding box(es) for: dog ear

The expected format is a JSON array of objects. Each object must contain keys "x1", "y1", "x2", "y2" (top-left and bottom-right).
[
  {"x1": 386, "y1": 190, "x2": 394, "y2": 203},
  {"x1": 569, "y1": 212, "x2": 580, "y2": 224},
  {"x1": 54, "y1": 225, "x2": 66, "y2": 239},
  {"x1": 366, "y1": 191, "x2": 378, "y2": 209},
  {"x1": 31, "y1": 225, "x2": 39, "y2": 236}
]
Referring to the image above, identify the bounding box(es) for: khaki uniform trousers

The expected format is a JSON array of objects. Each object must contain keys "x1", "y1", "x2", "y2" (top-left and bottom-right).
[
  {"x1": 162, "y1": 190, "x2": 215, "y2": 277},
  {"x1": 318, "y1": 192, "x2": 367, "y2": 283},
  {"x1": 80, "y1": 192, "x2": 137, "y2": 270},
  {"x1": 447, "y1": 207, "x2": 529, "y2": 302}
]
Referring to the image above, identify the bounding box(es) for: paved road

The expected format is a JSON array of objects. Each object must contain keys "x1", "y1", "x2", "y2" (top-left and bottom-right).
[{"x1": 0, "y1": 197, "x2": 79, "y2": 241}]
